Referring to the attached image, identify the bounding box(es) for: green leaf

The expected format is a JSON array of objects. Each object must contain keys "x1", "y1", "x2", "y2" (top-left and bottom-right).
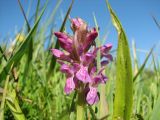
[
  {"x1": 0, "y1": 1, "x2": 47, "y2": 82},
  {"x1": 106, "y1": 1, "x2": 133, "y2": 120}
]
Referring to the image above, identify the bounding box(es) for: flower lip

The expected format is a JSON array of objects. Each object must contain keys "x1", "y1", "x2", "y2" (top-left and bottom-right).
[
  {"x1": 76, "y1": 65, "x2": 92, "y2": 83},
  {"x1": 64, "y1": 76, "x2": 75, "y2": 94},
  {"x1": 86, "y1": 86, "x2": 99, "y2": 105}
]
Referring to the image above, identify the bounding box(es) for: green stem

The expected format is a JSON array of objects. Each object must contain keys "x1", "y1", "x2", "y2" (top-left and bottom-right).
[{"x1": 76, "y1": 92, "x2": 85, "y2": 120}]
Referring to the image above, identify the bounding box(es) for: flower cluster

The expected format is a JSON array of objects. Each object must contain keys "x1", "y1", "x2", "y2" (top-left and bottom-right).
[{"x1": 51, "y1": 18, "x2": 112, "y2": 105}]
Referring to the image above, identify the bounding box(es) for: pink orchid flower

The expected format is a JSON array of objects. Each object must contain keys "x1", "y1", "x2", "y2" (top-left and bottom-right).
[{"x1": 51, "y1": 17, "x2": 112, "y2": 105}]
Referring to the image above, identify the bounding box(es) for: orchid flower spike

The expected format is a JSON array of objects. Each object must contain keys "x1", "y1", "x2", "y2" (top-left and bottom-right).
[{"x1": 51, "y1": 17, "x2": 112, "y2": 105}]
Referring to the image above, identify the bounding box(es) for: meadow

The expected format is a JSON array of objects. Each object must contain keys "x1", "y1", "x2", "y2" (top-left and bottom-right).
[{"x1": 0, "y1": 0, "x2": 160, "y2": 120}]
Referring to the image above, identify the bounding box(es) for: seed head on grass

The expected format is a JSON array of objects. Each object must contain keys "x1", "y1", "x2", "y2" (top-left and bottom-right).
[{"x1": 51, "y1": 18, "x2": 112, "y2": 105}]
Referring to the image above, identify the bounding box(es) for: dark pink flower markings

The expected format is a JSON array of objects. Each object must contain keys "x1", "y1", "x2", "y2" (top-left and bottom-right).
[{"x1": 51, "y1": 18, "x2": 112, "y2": 105}]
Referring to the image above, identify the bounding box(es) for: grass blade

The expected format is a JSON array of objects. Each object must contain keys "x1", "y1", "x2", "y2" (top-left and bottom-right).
[
  {"x1": 93, "y1": 13, "x2": 109, "y2": 118},
  {"x1": 18, "y1": 0, "x2": 32, "y2": 87},
  {"x1": 17, "y1": 0, "x2": 31, "y2": 31},
  {"x1": 133, "y1": 46, "x2": 154, "y2": 82},
  {"x1": 0, "y1": 46, "x2": 7, "y2": 61},
  {"x1": 88, "y1": 105, "x2": 97, "y2": 120},
  {"x1": 34, "y1": 0, "x2": 40, "y2": 22},
  {"x1": 106, "y1": 1, "x2": 133, "y2": 119},
  {"x1": 152, "y1": 16, "x2": 160, "y2": 30},
  {"x1": 132, "y1": 40, "x2": 139, "y2": 76}
]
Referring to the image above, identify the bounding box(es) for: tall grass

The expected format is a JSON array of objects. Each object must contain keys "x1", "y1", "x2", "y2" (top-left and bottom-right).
[{"x1": 0, "y1": 0, "x2": 160, "y2": 120}]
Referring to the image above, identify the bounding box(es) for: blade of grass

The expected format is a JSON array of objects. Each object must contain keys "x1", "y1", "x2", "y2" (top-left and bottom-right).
[
  {"x1": 132, "y1": 40, "x2": 139, "y2": 76},
  {"x1": 40, "y1": 0, "x2": 62, "y2": 50},
  {"x1": 21, "y1": 0, "x2": 42, "y2": 89},
  {"x1": 17, "y1": 0, "x2": 31, "y2": 31},
  {"x1": 93, "y1": 13, "x2": 101, "y2": 70},
  {"x1": 0, "y1": 46, "x2": 7, "y2": 61},
  {"x1": 18, "y1": 0, "x2": 32, "y2": 89},
  {"x1": 34, "y1": 0, "x2": 40, "y2": 22},
  {"x1": 47, "y1": 0, "x2": 74, "y2": 77},
  {"x1": 106, "y1": 1, "x2": 133, "y2": 119},
  {"x1": 152, "y1": 15, "x2": 160, "y2": 30},
  {"x1": 152, "y1": 53, "x2": 160, "y2": 85},
  {"x1": 93, "y1": 13, "x2": 109, "y2": 118},
  {"x1": 45, "y1": 0, "x2": 62, "y2": 28},
  {"x1": 0, "y1": 44, "x2": 19, "y2": 82},
  {"x1": 88, "y1": 105, "x2": 97, "y2": 120},
  {"x1": 133, "y1": 46, "x2": 154, "y2": 82},
  {"x1": 70, "y1": 91, "x2": 77, "y2": 112}
]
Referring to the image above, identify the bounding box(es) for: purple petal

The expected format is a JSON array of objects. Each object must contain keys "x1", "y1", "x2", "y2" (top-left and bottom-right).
[
  {"x1": 50, "y1": 49, "x2": 71, "y2": 62},
  {"x1": 100, "y1": 74, "x2": 108, "y2": 83},
  {"x1": 103, "y1": 54, "x2": 113, "y2": 61},
  {"x1": 72, "y1": 63, "x2": 80, "y2": 72},
  {"x1": 82, "y1": 52, "x2": 95, "y2": 66},
  {"x1": 87, "y1": 31, "x2": 98, "y2": 43},
  {"x1": 84, "y1": 31, "x2": 98, "y2": 50},
  {"x1": 93, "y1": 76, "x2": 102, "y2": 84},
  {"x1": 72, "y1": 18, "x2": 83, "y2": 27},
  {"x1": 54, "y1": 32, "x2": 73, "y2": 53},
  {"x1": 100, "y1": 44, "x2": 112, "y2": 54},
  {"x1": 90, "y1": 66, "x2": 96, "y2": 76},
  {"x1": 101, "y1": 60, "x2": 109, "y2": 67},
  {"x1": 54, "y1": 32, "x2": 68, "y2": 39},
  {"x1": 97, "y1": 67, "x2": 108, "y2": 84},
  {"x1": 86, "y1": 86, "x2": 99, "y2": 105},
  {"x1": 64, "y1": 76, "x2": 75, "y2": 94},
  {"x1": 76, "y1": 65, "x2": 91, "y2": 83},
  {"x1": 51, "y1": 49, "x2": 63, "y2": 57},
  {"x1": 71, "y1": 18, "x2": 84, "y2": 31}
]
